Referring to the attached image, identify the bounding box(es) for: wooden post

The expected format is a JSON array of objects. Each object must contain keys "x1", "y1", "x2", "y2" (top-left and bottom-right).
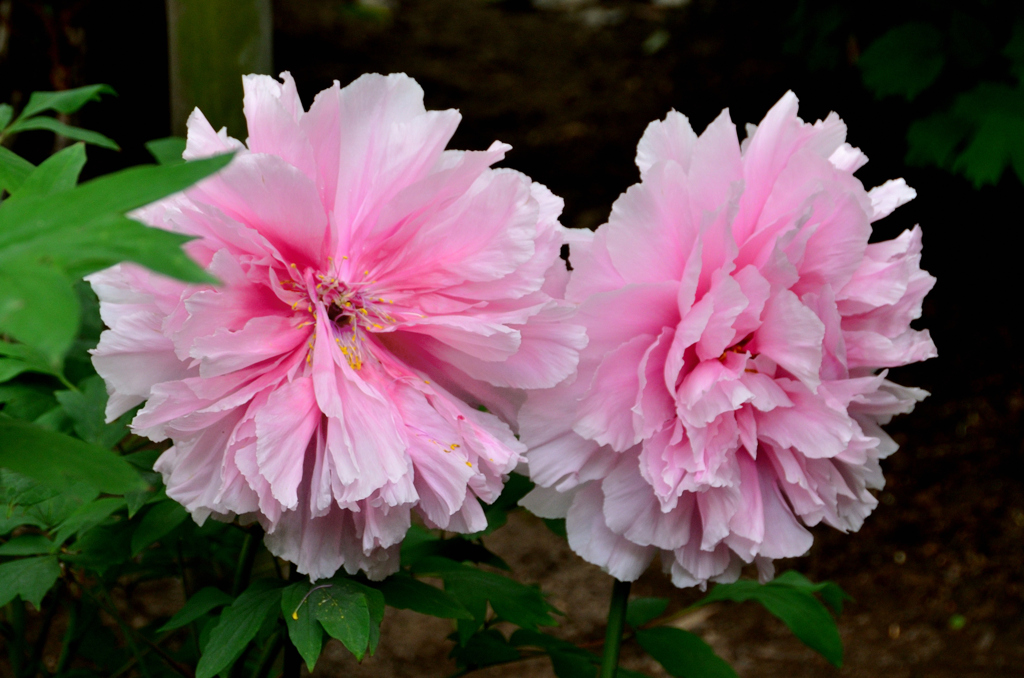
[{"x1": 166, "y1": 0, "x2": 272, "y2": 139}]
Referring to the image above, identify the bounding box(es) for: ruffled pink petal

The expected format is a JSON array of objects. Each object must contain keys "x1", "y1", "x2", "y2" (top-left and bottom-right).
[
  {"x1": 242, "y1": 73, "x2": 317, "y2": 180},
  {"x1": 566, "y1": 482, "x2": 656, "y2": 581},
  {"x1": 521, "y1": 90, "x2": 934, "y2": 589}
]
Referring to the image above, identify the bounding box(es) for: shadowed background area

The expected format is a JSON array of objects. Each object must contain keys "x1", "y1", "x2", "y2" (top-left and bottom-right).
[{"x1": 1, "y1": 1, "x2": 1021, "y2": 676}]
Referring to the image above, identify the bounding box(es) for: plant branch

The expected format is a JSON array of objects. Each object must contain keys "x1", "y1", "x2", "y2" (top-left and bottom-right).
[
  {"x1": 26, "y1": 582, "x2": 62, "y2": 677},
  {"x1": 232, "y1": 528, "x2": 260, "y2": 597},
  {"x1": 599, "y1": 579, "x2": 631, "y2": 678},
  {"x1": 252, "y1": 629, "x2": 285, "y2": 678}
]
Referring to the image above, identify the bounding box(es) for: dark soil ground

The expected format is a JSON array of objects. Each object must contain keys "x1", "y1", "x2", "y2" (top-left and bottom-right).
[{"x1": 2, "y1": 0, "x2": 1022, "y2": 676}]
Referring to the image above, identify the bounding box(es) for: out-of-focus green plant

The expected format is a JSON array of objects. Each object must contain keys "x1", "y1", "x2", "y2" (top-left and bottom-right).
[{"x1": 858, "y1": 10, "x2": 1024, "y2": 188}]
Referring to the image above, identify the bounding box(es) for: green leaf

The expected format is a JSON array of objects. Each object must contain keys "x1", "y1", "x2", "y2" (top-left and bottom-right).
[
  {"x1": 1005, "y1": 20, "x2": 1024, "y2": 82},
  {"x1": 0, "y1": 555, "x2": 61, "y2": 609},
  {"x1": 543, "y1": 517, "x2": 567, "y2": 538},
  {"x1": 0, "y1": 153, "x2": 232, "y2": 237},
  {"x1": 145, "y1": 137, "x2": 187, "y2": 166},
  {"x1": 0, "y1": 261, "x2": 79, "y2": 365},
  {"x1": 5, "y1": 116, "x2": 119, "y2": 151},
  {"x1": 907, "y1": 111, "x2": 971, "y2": 169},
  {"x1": 55, "y1": 375, "x2": 131, "y2": 448},
  {"x1": 131, "y1": 498, "x2": 189, "y2": 555},
  {"x1": 0, "y1": 342, "x2": 61, "y2": 378},
  {"x1": 859, "y1": 22, "x2": 945, "y2": 100},
  {"x1": 427, "y1": 562, "x2": 559, "y2": 634},
  {"x1": 307, "y1": 580, "x2": 372, "y2": 660},
  {"x1": 0, "y1": 418, "x2": 145, "y2": 495},
  {"x1": 376, "y1": 573, "x2": 474, "y2": 619},
  {"x1": 60, "y1": 517, "x2": 132, "y2": 574},
  {"x1": 195, "y1": 580, "x2": 283, "y2": 678},
  {"x1": 0, "y1": 358, "x2": 33, "y2": 383},
  {"x1": 474, "y1": 471, "x2": 533, "y2": 536},
  {"x1": 510, "y1": 631, "x2": 602, "y2": 676},
  {"x1": 451, "y1": 628, "x2": 520, "y2": 668},
  {"x1": 403, "y1": 533, "x2": 509, "y2": 571},
  {"x1": 626, "y1": 597, "x2": 669, "y2": 628},
  {"x1": 0, "y1": 533, "x2": 55, "y2": 555},
  {"x1": 550, "y1": 651, "x2": 597, "y2": 678},
  {"x1": 698, "y1": 578, "x2": 843, "y2": 667},
  {"x1": 770, "y1": 571, "x2": 852, "y2": 614},
  {"x1": 0, "y1": 103, "x2": 12, "y2": 130},
  {"x1": 10, "y1": 143, "x2": 86, "y2": 199},
  {"x1": 636, "y1": 627, "x2": 738, "y2": 678},
  {"x1": 159, "y1": 586, "x2": 234, "y2": 633},
  {"x1": 281, "y1": 582, "x2": 325, "y2": 672},
  {"x1": 0, "y1": 155, "x2": 231, "y2": 283},
  {"x1": 0, "y1": 342, "x2": 63, "y2": 379},
  {"x1": 0, "y1": 146, "x2": 36, "y2": 194},
  {"x1": 53, "y1": 496, "x2": 124, "y2": 545},
  {"x1": 953, "y1": 111, "x2": 1024, "y2": 187},
  {"x1": 617, "y1": 668, "x2": 653, "y2": 678},
  {"x1": 15, "y1": 85, "x2": 116, "y2": 120}
]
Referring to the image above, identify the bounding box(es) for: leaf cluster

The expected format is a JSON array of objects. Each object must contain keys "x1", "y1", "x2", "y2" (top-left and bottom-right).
[{"x1": 857, "y1": 8, "x2": 1024, "y2": 187}]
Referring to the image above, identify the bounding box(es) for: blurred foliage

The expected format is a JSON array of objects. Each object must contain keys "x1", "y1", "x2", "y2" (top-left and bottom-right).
[{"x1": 788, "y1": 0, "x2": 1024, "y2": 189}]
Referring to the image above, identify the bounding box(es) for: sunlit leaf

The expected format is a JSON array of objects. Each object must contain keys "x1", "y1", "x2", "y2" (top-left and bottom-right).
[
  {"x1": 0, "y1": 419, "x2": 145, "y2": 495},
  {"x1": 0, "y1": 261, "x2": 79, "y2": 365},
  {"x1": 55, "y1": 375, "x2": 132, "y2": 448},
  {"x1": 5, "y1": 117, "x2": 119, "y2": 151},
  {"x1": 15, "y1": 85, "x2": 116, "y2": 120},
  {"x1": 0, "y1": 147, "x2": 35, "y2": 194},
  {"x1": 9, "y1": 143, "x2": 87, "y2": 199},
  {"x1": 145, "y1": 137, "x2": 187, "y2": 166}
]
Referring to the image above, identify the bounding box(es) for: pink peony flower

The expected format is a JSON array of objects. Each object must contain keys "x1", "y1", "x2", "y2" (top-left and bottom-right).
[
  {"x1": 520, "y1": 92, "x2": 936, "y2": 588},
  {"x1": 89, "y1": 72, "x2": 585, "y2": 580}
]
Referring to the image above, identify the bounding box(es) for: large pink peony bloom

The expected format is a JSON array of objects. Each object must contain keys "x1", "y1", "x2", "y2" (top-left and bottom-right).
[
  {"x1": 89, "y1": 73, "x2": 585, "y2": 580},
  {"x1": 520, "y1": 92, "x2": 936, "y2": 587}
]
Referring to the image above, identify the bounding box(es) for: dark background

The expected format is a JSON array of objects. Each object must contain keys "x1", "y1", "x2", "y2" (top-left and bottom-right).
[{"x1": 1, "y1": 1, "x2": 1021, "y2": 676}]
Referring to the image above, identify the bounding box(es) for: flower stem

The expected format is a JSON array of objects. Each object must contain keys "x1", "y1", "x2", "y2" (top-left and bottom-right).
[
  {"x1": 600, "y1": 579, "x2": 631, "y2": 678},
  {"x1": 232, "y1": 529, "x2": 259, "y2": 596}
]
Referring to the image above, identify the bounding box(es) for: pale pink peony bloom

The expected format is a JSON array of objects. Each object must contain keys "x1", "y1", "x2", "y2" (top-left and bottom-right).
[
  {"x1": 520, "y1": 92, "x2": 936, "y2": 588},
  {"x1": 89, "y1": 73, "x2": 585, "y2": 580}
]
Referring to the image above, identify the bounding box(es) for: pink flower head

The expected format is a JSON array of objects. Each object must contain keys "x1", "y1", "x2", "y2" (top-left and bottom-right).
[
  {"x1": 89, "y1": 73, "x2": 585, "y2": 580},
  {"x1": 520, "y1": 92, "x2": 936, "y2": 588}
]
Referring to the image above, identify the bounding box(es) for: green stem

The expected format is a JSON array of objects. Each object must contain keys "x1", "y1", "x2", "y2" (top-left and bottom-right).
[
  {"x1": 95, "y1": 587, "x2": 152, "y2": 678},
  {"x1": 232, "y1": 529, "x2": 259, "y2": 596},
  {"x1": 54, "y1": 598, "x2": 79, "y2": 676},
  {"x1": 252, "y1": 629, "x2": 285, "y2": 678},
  {"x1": 27, "y1": 583, "x2": 62, "y2": 677},
  {"x1": 282, "y1": 565, "x2": 305, "y2": 678},
  {"x1": 599, "y1": 579, "x2": 631, "y2": 678},
  {"x1": 5, "y1": 599, "x2": 26, "y2": 678}
]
